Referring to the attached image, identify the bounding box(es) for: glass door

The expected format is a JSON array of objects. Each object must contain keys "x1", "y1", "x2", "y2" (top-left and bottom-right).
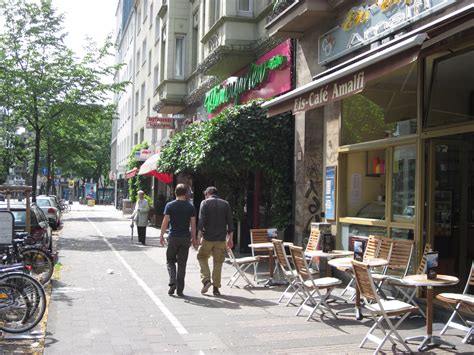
[{"x1": 426, "y1": 138, "x2": 469, "y2": 285}]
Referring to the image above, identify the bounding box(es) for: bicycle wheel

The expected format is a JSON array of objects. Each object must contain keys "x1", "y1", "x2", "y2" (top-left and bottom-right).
[
  {"x1": 20, "y1": 248, "x2": 54, "y2": 285},
  {"x1": 0, "y1": 272, "x2": 46, "y2": 333}
]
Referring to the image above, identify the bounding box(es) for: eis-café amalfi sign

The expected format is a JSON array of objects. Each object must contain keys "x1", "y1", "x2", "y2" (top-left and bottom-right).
[{"x1": 318, "y1": 0, "x2": 454, "y2": 64}]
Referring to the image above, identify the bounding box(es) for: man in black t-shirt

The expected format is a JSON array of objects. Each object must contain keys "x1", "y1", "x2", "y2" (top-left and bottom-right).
[{"x1": 160, "y1": 184, "x2": 197, "y2": 296}]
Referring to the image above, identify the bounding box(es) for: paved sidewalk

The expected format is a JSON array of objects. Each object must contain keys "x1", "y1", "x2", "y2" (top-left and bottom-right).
[{"x1": 44, "y1": 204, "x2": 473, "y2": 354}]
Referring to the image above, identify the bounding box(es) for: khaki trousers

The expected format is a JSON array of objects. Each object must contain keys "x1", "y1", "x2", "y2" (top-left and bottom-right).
[{"x1": 197, "y1": 239, "x2": 226, "y2": 288}]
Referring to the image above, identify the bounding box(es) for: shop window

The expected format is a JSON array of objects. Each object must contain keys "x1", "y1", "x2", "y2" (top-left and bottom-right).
[
  {"x1": 345, "y1": 150, "x2": 386, "y2": 219},
  {"x1": 390, "y1": 228, "x2": 414, "y2": 240},
  {"x1": 425, "y1": 48, "x2": 474, "y2": 128},
  {"x1": 392, "y1": 145, "x2": 416, "y2": 223},
  {"x1": 342, "y1": 63, "x2": 417, "y2": 146}
]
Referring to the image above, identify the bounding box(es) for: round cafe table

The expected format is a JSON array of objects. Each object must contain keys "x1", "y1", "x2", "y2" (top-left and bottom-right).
[
  {"x1": 328, "y1": 257, "x2": 388, "y2": 320},
  {"x1": 402, "y1": 274, "x2": 459, "y2": 351}
]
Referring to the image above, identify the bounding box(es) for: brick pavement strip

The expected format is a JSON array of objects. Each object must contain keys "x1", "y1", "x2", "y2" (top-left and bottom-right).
[{"x1": 28, "y1": 204, "x2": 472, "y2": 355}]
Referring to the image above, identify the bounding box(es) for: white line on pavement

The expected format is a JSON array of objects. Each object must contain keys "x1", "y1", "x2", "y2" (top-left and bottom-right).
[{"x1": 84, "y1": 215, "x2": 188, "y2": 335}]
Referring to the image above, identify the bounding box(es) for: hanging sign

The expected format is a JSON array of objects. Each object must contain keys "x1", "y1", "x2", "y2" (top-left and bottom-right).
[
  {"x1": 134, "y1": 149, "x2": 153, "y2": 161},
  {"x1": 324, "y1": 166, "x2": 336, "y2": 220},
  {"x1": 318, "y1": 0, "x2": 454, "y2": 64},
  {"x1": 146, "y1": 116, "x2": 175, "y2": 129}
]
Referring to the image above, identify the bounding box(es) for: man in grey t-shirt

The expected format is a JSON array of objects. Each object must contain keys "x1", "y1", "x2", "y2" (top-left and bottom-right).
[{"x1": 197, "y1": 186, "x2": 233, "y2": 296}]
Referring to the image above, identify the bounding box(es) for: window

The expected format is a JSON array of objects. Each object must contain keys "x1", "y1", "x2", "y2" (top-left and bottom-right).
[
  {"x1": 147, "y1": 98, "x2": 151, "y2": 116},
  {"x1": 143, "y1": 0, "x2": 148, "y2": 23},
  {"x1": 192, "y1": 11, "x2": 199, "y2": 71},
  {"x1": 142, "y1": 39, "x2": 147, "y2": 66},
  {"x1": 209, "y1": 0, "x2": 220, "y2": 27},
  {"x1": 135, "y1": 91, "x2": 139, "y2": 114},
  {"x1": 425, "y1": 48, "x2": 474, "y2": 128},
  {"x1": 136, "y1": 50, "x2": 141, "y2": 74},
  {"x1": 391, "y1": 145, "x2": 416, "y2": 223},
  {"x1": 153, "y1": 65, "x2": 159, "y2": 90},
  {"x1": 134, "y1": 133, "x2": 138, "y2": 145},
  {"x1": 155, "y1": 15, "x2": 160, "y2": 43},
  {"x1": 149, "y1": 3, "x2": 153, "y2": 28},
  {"x1": 237, "y1": 0, "x2": 253, "y2": 16},
  {"x1": 160, "y1": 23, "x2": 166, "y2": 81},
  {"x1": 148, "y1": 50, "x2": 152, "y2": 75},
  {"x1": 137, "y1": 8, "x2": 142, "y2": 31},
  {"x1": 175, "y1": 36, "x2": 185, "y2": 79},
  {"x1": 341, "y1": 63, "x2": 417, "y2": 146},
  {"x1": 140, "y1": 82, "x2": 145, "y2": 109},
  {"x1": 152, "y1": 127, "x2": 157, "y2": 144},
  {"x1": 140, "y1": 128, "x2": 144, "y2": 143},
  {"x1": 128, "y1": 59, "x2": 132, "y2": 80}
]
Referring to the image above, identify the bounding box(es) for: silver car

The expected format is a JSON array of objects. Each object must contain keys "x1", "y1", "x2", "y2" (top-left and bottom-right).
[{"x1": 36, "y1": 196, "x2": 61, "y2": 229}]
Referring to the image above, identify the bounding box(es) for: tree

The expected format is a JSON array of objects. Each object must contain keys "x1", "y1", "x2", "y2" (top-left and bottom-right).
[{"x1": 0, "y1": 0, "x2": 125, "y2": 199}]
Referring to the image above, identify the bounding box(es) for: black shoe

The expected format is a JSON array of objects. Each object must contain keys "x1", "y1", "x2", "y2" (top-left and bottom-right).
[
  {"x1": 177, "y1": 291, "x2": 184, "y2": 297},
  {"x1": 213, "y1": 287, "x2": 221, "y2": 296},
  {"x1": 201, "y1": 280, "x2": 212, "y2": 294},
  {"x1": 168, "y1": 284, "x2": 176, "y2": 295}
]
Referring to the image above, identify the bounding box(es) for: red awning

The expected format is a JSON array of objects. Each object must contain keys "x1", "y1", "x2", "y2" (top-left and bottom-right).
[
  {"x1": 138, "y1": 153, "x2": 173, "y2": 185},
  {"x1": 125, "y1": 167, "x2": 138, "y2": 179}
]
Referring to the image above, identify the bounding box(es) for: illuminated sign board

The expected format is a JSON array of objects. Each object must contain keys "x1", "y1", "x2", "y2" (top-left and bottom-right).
[{"x1": 318, "y1": 0, "x2": 454, "y2": 64}]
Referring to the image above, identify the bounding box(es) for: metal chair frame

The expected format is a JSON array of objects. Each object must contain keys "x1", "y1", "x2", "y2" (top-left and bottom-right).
[{"x1": 226, "y1": 248, "x2": 260, "y2": 288}]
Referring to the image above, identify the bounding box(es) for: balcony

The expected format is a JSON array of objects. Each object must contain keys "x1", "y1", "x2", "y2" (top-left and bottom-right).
[
  {"x1": 152, "y1": 80, "x2": 186, "y2": 114},
  {"x1": 265, "y1": 0, "x2": 335, "y2": 38}
]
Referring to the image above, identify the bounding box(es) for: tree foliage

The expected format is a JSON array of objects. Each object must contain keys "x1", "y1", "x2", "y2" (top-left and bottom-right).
[
  {"x1": 127, "y1": 142, "x2": 150, "y2": 203},
  {"x1": 0, "y1": 0, "x2": 125, "y2": 198},
  {"x1": 158, "y1": 100, "x2": 294, "y2": 230}
]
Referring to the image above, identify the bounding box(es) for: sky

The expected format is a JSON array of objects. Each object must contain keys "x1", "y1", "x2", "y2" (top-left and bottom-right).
[{"x1": 52, "y1": 0, "x2": 118, "y2": 58}]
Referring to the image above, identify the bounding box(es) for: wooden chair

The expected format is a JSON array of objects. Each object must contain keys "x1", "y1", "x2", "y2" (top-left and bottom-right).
[
  {"x1": 436, "y1": 261, "x2": 474, "y2": 344},
  {"x1": 386, "y1": 242, "x2": 431, "y2": 318},
  {"x1": 304, "y1": 227, "x2": 321, "y2": 272},
  {"x1": 250, "y1": 229, "x2": 273, "y2": 281},
  {"x1": 372, "y1": 239, "x2": 414, "y2": 295},
  {"x1": 290, "y1": 246, "x2": 341, "y2": 322},
  {"x1": 352, "y1": 259, "x2": 418, "y2": 354},
  {"x1": 272, "y1": 239, "x2": 305, "y2": 306},
  {"x1": 226, "y1": 248, "x2": 260, "y2": 288}
]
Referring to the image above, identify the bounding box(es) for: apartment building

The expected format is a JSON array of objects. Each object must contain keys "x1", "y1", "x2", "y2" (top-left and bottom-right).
[{"x1": 111, "y1": 0, "x2": 277, "y2": 204}]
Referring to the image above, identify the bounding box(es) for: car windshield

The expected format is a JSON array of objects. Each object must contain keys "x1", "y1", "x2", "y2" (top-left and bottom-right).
[
  {"x1": 11, "y1": 211, "x2": 26, "y2": 225},
  {"x1": 36, "y1": 199, "x2": 52, "y2": 207}
]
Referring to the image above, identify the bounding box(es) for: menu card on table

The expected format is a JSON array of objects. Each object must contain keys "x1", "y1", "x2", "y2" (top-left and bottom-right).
[
  {"x1": 426, "y1": 251, "x2": 439, "y2": 279},
  {"x1": 353, "y1": 240, "x2": 366, "y2": 261}
]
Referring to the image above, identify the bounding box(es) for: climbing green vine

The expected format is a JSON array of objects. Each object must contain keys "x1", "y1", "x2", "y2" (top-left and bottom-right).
[
  {"x1": 126, "y1": 142, "x2": 152, "y2": 205},
  {"x1": 158, "y1": 100, "x2": 294, "y2": 230}
]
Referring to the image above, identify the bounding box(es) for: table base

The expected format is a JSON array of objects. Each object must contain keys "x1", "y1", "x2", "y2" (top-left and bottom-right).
[{"x1": 405, "y1": 335, "x2": 456, "y2": 351}]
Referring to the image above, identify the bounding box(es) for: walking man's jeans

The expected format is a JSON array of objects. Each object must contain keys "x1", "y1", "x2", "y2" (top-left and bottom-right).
[
  {"x1": 166, "y1": 237, "x2": 191, "y2": 293},
  {"x1": 137, "y1": 226, "x2": 146, "y2": 244},
  {"x1": 197, "y1": 240, "x2": 226, "y2": 288}
]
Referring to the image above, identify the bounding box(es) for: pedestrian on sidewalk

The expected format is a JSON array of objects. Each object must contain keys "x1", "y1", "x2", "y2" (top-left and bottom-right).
[
  {"x1": 131, "y1": 190, "x2": 150, "y2": 245},
  {"x1": 160, "y1": 184, "x2": 197, "y2": 296},
  {"x1": 197, "y1": 186, "x2": 233, "y2": 296}
]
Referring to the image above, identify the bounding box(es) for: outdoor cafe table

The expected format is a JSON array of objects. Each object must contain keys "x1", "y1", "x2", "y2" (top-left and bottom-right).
[
  {"x1": 248, "y1": 241, "x2": 293, "y2": 279},
  {"x1": 305, "y1": 250, "x2": 353, "y2": 277},
  {"x1": 328, "y1": 257, "x2": 388, "y2": 320},
  {"x1": 402, "y1": 274, "x2": 459, "y2": 351}
]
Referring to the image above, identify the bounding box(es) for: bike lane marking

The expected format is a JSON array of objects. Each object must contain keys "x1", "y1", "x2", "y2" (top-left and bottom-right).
[{"x1": 85, "y1": 215, "x2": 188, "y2": 335}]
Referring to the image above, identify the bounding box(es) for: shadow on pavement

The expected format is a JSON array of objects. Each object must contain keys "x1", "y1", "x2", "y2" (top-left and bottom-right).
[{"x1": 180, "y1": 293, "x2": 277, "y2": 309}]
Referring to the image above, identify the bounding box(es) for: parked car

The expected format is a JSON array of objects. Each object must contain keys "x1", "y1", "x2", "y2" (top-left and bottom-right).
[
  {"x1": 0, "y1": 202, "x2": 52, "y2": 251},
  {"x1": 36, "y1": 196, "x2": 61, "y2": 229}
]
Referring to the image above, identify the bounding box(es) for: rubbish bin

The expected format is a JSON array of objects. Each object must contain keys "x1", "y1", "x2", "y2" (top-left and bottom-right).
[{"x1": 87, "y1": 199, "x2": 96, "y2": 207}]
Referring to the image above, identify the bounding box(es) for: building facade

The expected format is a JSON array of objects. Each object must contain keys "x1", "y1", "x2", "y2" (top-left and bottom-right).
[{"x1": 263, "y1": 0, "x2": 473, "y2": 285}]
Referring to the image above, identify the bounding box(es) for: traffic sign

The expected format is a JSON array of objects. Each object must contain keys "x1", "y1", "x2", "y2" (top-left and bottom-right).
[
  {"x1": 55, "y1": 168, "x2": 62, "y2": 176},
  {"x1": 68, "y1": 180, "x2": 74, "y2": 188},
  {"x1": 41, "y1": 167, "x2": 48, "y2": 176}
]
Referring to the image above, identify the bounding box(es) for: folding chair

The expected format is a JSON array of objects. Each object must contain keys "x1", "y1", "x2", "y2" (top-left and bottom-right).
[
  {"x1": 386, "y1": 243, "x2": 431, "y2": 318},
  {"x1": 290, "y1": 246, "x2": 341, "y2": 321},
  {"x1": 372, "y1": 239, "x2": 414, "y2": 296},
  {"x1": 272, "y1": 239, "x2": 306, "y2": 306},
  {"x1": 339, "y1": 235, "x2": 382, "y2": 298},
  {"x1": 304, "y1": 227, "x2": 321, "y2": 272},
  {"x1": 226, "y1": 248, "x2": 260, "y2": 288},
  {"x1": 436, "y1": 261, "x2": 474, "y2": 344},
  {"x1": 352, "y1": 259, "x2": 418, "y2": 354},
  {"x1": 250, "y1": 229, "x2": 273, "y2": 281}
]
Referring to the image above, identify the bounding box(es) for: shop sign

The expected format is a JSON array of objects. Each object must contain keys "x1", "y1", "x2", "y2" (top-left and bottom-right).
[
  {"x1": 324, "y1": 166, "x2": 336, "y2": 220},
  {"x1": 146, "y1": 116, "x2": 174, "y2": 129},
  {"x1": 294, "y1": 71, "x2": 365, "y2": 113},
  {"x1": 205, "y1": 39, "x2": 292, "y2": 116},
  {"x1": 318, "y1": 0, "x2": 454, "y2": 64},
  {"x1": 134, "y1": 149, "x2": 153, "y2": 161}
]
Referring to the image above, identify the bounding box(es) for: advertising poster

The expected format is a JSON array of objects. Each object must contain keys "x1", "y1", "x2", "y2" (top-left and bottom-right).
[
  {"x1": 85, "y1": 183, "x2": 97, "y2": 199},
  {"x1": 324, "y1": 166, "x2": 336, "y2": 220}
]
